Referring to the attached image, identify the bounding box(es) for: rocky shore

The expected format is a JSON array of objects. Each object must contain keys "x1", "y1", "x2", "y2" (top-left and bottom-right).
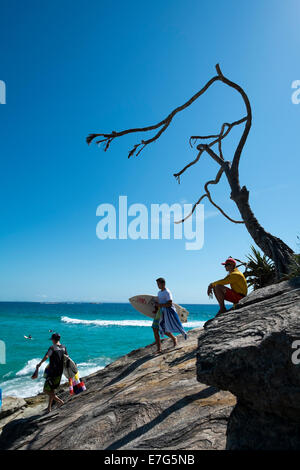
[
  {"x1": 197, "y1": 277, "x2": 300, "y2": 450},
  {"x1": 0, "y1": 277, "x2": 299, "y2": 450},
  {"x1": 0, "y1": 327, "x2": 235, "y2": 450}
]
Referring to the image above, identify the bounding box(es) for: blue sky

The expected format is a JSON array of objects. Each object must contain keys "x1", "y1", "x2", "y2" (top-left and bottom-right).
[{"x1": 0, "y1": 0, "x2": 299, "y2": 303}]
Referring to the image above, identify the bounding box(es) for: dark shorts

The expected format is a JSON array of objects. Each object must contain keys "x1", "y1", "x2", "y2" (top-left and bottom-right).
[
  {"x1": 43, "y1": 375, "x2": 62, "y2": 393},
  {"x1": 224, "y1": 287, "x2": 245, "y2": 304}
]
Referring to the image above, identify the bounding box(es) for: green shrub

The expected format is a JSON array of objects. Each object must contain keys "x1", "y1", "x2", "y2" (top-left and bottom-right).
[
  {"x1": 243, "y1": 246, "x2": 276, "y2": 290},
  {"x1": 288, "y1": 250, "x2": 300, "y2": 279},
  {"x1": 286, "y1": 236, "x2": 300, "y2": 279}
]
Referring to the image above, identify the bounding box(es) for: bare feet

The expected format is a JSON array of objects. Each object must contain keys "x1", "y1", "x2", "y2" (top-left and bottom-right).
[
  {"x1": 172, "y1": 337, "x2": 178, "y2": 348},
  {"x1": 217, "y1": 308, "x2": 227, "y2": 314},
  {"x1": 154, "y1": 349, "x2": 162, "y2": 355}
]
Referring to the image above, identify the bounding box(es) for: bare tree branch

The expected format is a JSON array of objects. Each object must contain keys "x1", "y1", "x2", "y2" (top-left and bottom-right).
[
  {"x1": 174, "y1": 116, "x2": 247, "y2": 181},
  {"x1": 199, "y1": 144, "x2": 226, "y2": 167},
  {"x1": 173, "y1": 149, "x2": 204, "y2": 183},
  {"x1": 87, "y1": 75, "x2": 220, "y2": 158},
  {"x1": 87, "y1": 64, "x2": 249, "y2": 225},
  {"x1": 175, "y1": 167, "x2": 244, "y2": 224},
  {"x1": 189, "y1": 116, "x2": 247, "y2": 148},
  {"x1": 87, "y1": 65, "x2": 249, "y2": 224},
  {"x1": 87, "y1": 64, "x2": 294, "y2": 274},
  {"x1": 174, "y1": 193, "x2": 208, "y2": 224},
  {"x1": 215, "y1": 64, "x2": 252, "y2": 177},
  {"x1": 204, "y1": 170, "x2": 244, "y2": 224}
]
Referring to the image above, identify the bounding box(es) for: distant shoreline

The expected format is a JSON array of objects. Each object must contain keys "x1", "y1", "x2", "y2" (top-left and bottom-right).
[{"x1": 0, "y1": 301, "x2": 218, "y2": 305}]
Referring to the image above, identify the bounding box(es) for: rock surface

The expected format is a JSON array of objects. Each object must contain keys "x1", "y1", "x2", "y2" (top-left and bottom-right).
[
  {"x1": 197, "y1": 277, "x2": 300, "y2": 450},
  {"x1": 0, "y1": 395, "x2": 47, "y2": 433},
  {"x1": 3, "y1": 277, "x2": 298, "y2": 450},
  {"x1": 0, "y1": 328, "x2": 235, "y2": 450},
  {"x1": 0, "y1": 397, "x2": 26, "y2": 420}
]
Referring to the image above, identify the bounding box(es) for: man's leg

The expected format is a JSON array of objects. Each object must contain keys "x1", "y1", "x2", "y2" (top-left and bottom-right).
[
  {"x1": 53, "y1": 393, "x2": 64, "y2": 407},
  {"x1": 213, "y1": 284, "x2": 227, "y2": 313},
  {"x1": 152, "y1": 327, "x2": 162, "y2": 353},
  {"x1": 45, "y1": 387, "x2": 64, "y2": 412},
  {"x1": 165, "y1": 331, "x2": 177, "y2": 347},
  {"x1": 46, "y1": 391, "x2": 55, "y2": 412}
]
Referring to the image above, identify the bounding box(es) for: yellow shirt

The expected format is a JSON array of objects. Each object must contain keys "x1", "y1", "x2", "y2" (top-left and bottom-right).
[{"x1": 211, "y1": 268, "x2": 248, "y2": 296}]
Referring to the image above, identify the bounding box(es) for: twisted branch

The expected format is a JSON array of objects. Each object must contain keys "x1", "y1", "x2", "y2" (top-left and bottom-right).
[
  {"x1": 215, "y1": 64, "x2": 252, "y2": 177},
  {"x1": 204, "y1": 171, "x2": 244, "y2": 224},
  {"x1": 175, "y1": 167, "x2": 244, "y2": 224},
  {"x1": 174, "y1": 116, "x2": 247, "y2": 181},
  {"x1": 87, "y1": 64, "x2": 250, "y2": 225},
  {"x1": 87, "y1": 74, "x2": 220, "y2": 158}
]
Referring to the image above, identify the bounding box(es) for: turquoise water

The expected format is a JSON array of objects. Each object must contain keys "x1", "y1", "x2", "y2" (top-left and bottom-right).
[{"x1": 0, "y1": 302, "x2": 217, "y2": 398}]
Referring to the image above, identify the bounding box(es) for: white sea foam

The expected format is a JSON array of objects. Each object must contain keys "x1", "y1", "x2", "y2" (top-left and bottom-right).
[
  {"x1": 185, "y1": 321, "x2": 205, "y2": 328},
  {"x1": 61, "y1": 316, "x2": 152, "y2": 327},
  {"x1": 1, "y1": 357, "x2": 47, "y2": 397},
  {"x1": 0, "y1": 375, "x2": 45, "y2": 398},
  {"x1": 0, "y1": 356, "x2": 109, "y2": 398},
  {"x1": 61, "y1": 316, "x2": 205, "y2": 328},
  {"x1": 16, "y1": 358, "x2": 46, "y2": 376},
  {"x1": 77, "y1": 361, "x2": 105, "y2": 377},
  {"x1": 3, "y1": 371, "x2": 13, "y2": 379}
]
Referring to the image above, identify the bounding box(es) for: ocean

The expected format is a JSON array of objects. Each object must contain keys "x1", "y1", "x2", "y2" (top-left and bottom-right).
[{"x1": 0, "y1": 302, "x2": 218, "y2": 398}]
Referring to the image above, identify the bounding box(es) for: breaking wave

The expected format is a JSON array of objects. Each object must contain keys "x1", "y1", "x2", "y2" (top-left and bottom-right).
[{"x1": 61, "y1": 316, "x2": 205, "y2": 328}]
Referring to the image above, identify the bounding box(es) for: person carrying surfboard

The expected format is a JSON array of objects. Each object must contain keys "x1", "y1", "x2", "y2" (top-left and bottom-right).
[
  {"x1": 207, "y1": 257, "x2": 248, "y2": 313},
  {"x1": 31, "y1": 332, "x2": 67, "y2": 413},
  {"x1": 152, "y1": 277, "x2": 187, "y2": 354}
]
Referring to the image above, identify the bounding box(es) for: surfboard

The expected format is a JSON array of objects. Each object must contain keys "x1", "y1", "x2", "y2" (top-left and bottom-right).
[
  {"x1": 129, "y1": 294, "x2": 189, "y2": 323},
  {"x1": 63, "y1": 355, "x2": 78, "y2": 379}
]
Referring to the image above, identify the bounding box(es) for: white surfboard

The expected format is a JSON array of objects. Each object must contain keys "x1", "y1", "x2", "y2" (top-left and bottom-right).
[{"x1": 129, "y1": 294, "x2": 189, "y2": 323}]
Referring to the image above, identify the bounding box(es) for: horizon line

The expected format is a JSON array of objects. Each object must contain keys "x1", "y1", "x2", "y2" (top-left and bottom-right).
[{"x1": 0, "y1": 300, "x2": 218, "y2": 306}]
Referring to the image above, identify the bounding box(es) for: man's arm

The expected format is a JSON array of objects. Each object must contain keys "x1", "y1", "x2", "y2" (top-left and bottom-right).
[
  {"x1": 31, "y1": 352, "x2": 49, "y2": 379},
  {"x1": 207, "y1": 274, "x2": 231, "y2": 295},
  {"x1": 158, "y1": 300, "x2": 173, "y2": 308},
  {"x1": 37, "y1": 353, "x2": 49, "y2": 368}
]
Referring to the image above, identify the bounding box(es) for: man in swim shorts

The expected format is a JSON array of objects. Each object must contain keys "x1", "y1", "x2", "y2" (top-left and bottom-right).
[
  {"x1": 152, "y1": 277, "x2": 187, "y2": 354},
  {"x1": 32, "y1": 332, "x2": 67, "y2": 413},
  {"x1": 207, "y1": 257, "x2": 248, "y2": 313}
]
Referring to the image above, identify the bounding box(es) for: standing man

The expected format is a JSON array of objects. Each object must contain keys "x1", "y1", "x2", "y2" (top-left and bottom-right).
[
  {"x1": 207, "y1": 257, "x2": 248, "y2": 313},
  {"x1": 32, "y1": 333, "x2": 67, "y2": 413},
  {"x1": 152, "y1": 277, "x2": 187, "y2": 354}
]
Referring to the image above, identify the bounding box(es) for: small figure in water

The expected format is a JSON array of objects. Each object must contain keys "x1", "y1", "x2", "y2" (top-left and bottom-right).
[
  {"x1": 207, "y1": 257, "x2": 248, "y2": 313},
  {"x1": 31, "y1": 333, "x2": 67, "y2": 413},
  {"x1": 152, "y1": 277, "x2": 187, "y2": 355},
  {"x1": 24, "y1": 335, "x2": 33, "y2": 340}
]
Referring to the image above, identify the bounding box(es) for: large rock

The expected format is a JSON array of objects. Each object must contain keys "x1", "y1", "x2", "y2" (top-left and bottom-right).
[
  {"x1": 197, "y1": 277, "x2": 300, "y2": 450},
  {"x1": 0, "y1": 328, "x2": 235, "y2": 450},
  {"x1": 0, "y1": 397, "x2": 26, "y2": 420},
  {"x1": 0, "y1": 396, "x2": 47, "y2": 434}
]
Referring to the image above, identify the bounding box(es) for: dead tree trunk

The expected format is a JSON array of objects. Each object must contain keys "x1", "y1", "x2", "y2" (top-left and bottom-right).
[
  {"x1": 87, "y1": 64, "x2": 294, "y2": 277},
  {"x1": 230, "y1": 182, "x2": 293, "y2": 276}
]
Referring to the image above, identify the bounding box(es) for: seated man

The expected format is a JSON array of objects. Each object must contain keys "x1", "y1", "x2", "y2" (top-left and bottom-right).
[{"x1": 207, "y1": 257, "x2": 247, "y2": 313}]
